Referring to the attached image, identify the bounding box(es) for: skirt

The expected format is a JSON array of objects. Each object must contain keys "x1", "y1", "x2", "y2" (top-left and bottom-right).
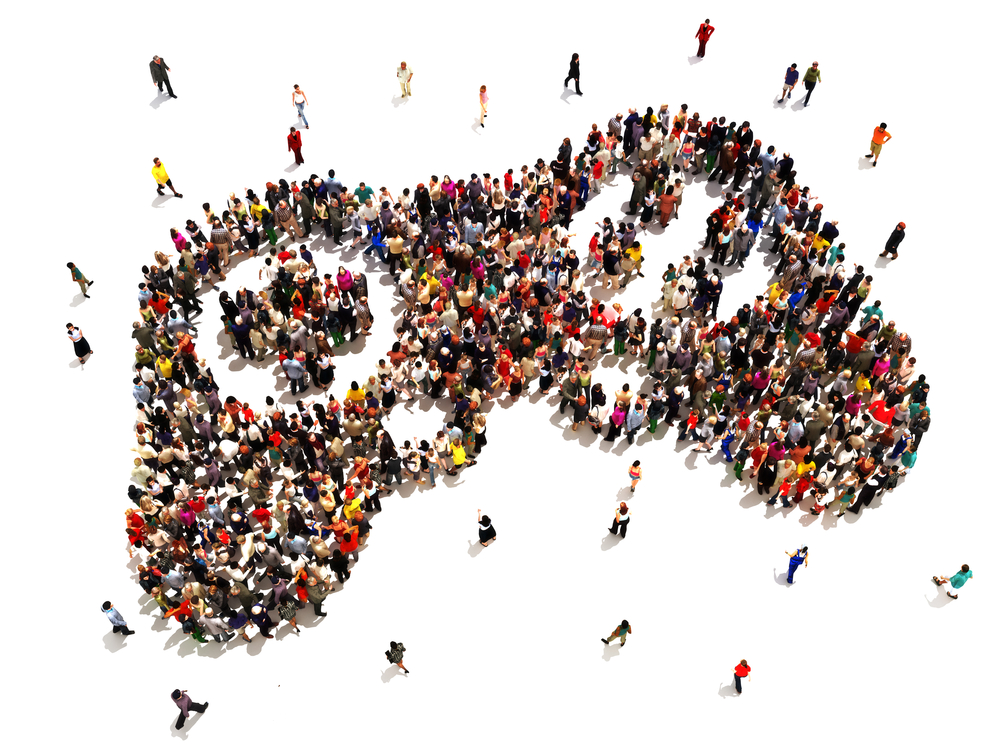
[
  {"x1": 478, "y1": 524, "x2": 495, "y2": 543},
  {"x1": 73, "y1": 337, "x2": 91, "y2": 358},
  {"x1": 382, "y1": 391, "x2": 396, "y2": 408},
  {"x1": 319, "y1": 367, "x2": 334, "y2": 386},
  {"x1": 640, "y1": 203, "x2": 654, "y2": 222}
]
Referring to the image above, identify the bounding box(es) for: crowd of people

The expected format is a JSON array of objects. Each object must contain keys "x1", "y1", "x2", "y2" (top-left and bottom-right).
[{"x1": 122, "y1": 96, "x2": 930, "y2": 645}]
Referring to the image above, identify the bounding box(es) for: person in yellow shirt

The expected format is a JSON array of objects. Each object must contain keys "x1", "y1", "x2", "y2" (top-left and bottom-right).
[
  {"x1": 865, "y1": 123, "x2": 892, "y2": 167},
  {"x1": 345, "y1": 381, "x2": 367, "y2": 407},
  {"x1": 621, "y1": 242, "x2": 644, "y2": 286},
  {"x1": 151, "y1": 157, "x2": 182, "y2": 198},
  {"x1": 445, "y1": 437, "x2": 476, "y2": 475}
]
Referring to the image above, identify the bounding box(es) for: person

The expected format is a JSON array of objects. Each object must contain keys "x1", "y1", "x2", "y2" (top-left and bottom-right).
[
  {"x1": 802, "y1": 62, "x2": 821, "y2": 106},
  {"x1": 151, "y1": 157, "x2": 182, "y2": 198},
  {"x1": 149, "y1": 55, "x2": 176, "y2": 98},
  {"x1": 628, "y1": 460, "x2": 642, "y2": 492},
  {"x1": 477, "y1": 509, "x2": 496, "y2": 547},
  {"x1": 608, "y1": 502, "x2": 630, "y2": 538},
  {"x1": 386, "y1": 641, "x2": 409, "y2": 674},
  {"x1": 865, "y1": 123, "x2": 892, "y2": 166},
  {"x1": 479, "y1": 85, "x2": 489, "y2": 128},
  {"x1": 601, "y1": 619, "x2": 631, "y2": 646},
  {"x1": 879, "y1": 222, "x2": 906, "y2": 260},
  {"x1": 933, "y1": 565, "x2": 973, "y2": 600},
  {"x1": 564, "y1": 53, "x2": 582, "y2": 95},
  {"x1": 733, "y1": 659, "x2": 751, "y2": 694},
  {"x1": 292, "y1": 84, "x2": 309, "y2": 128},
  {"x1": 102, "y1": 601, "x2": 135, "y2": 636},
  {"x1": 778, "y1": 64, "x2": 798, "y2": 103},
  {"x1": 171, "y1": 689, "x2": 208, "y2": 730},
  {"x1": 785, "y1": 546, "x2": 809, "y2": 584},
  {"x1": 397, "y1": 62, "x2": 413, "y2": 97},
  {"x1": 68, "y1": 262, "x2": 93, "y2": 298},
  {"x1": 287, "y1": 127, "x2": 303, "y2": 165},
  {"x1": 695, "y1": 19, "x2": 715, "y2": 57},
  {"x1": 67, "y1": 322, "x2": 93, "y2": 364}
]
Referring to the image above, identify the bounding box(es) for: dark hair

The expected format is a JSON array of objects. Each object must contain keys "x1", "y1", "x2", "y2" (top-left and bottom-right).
[
  {"x1": 961, "y1": 564, "x2": 970, "y2": 573},
  {"x1": 800, "y1": 546, "x2": 809, "y2": 554},
  {"x1": 879, "y1": 122, "x2": 887, "y2": 129},
  {"x1": 102, "y1": 601, "x2": 111, "y2": 610},
  {"x1": 171, "y1": 689, "x2": 182, "y2": 699},
  {"x1": 621, "y1": 619, "x2": 629, "y2": 628}
]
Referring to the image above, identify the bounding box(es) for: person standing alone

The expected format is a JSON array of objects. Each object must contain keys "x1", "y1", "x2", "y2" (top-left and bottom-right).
[
  {"x1": 879, "y1": 222, "x2": 905, "y2": 260},
  {"x1": 293, "y1": 84, "x2": 309, "y2": 129},
  {"x1": 151, "y1": 157, "x2": 182, "y2": 198},
  {"x1": 784, "y1": 546, "x2": 809, "y2": 584},
  {"x1": 802, "y1": 62, "x2": 821, "y2": 106},
  {"x1": 287, "y1": 127, "x2": 303, "y2": 165},
  {"x1": 397, "y1": 62, "x2": 413, "y2": 97},
  {"x1": 733, "y1": 659, "x2": 751, "y2": 694},
  {"x1": 564, "y1": 53, "x2": 582, "y2": 95},
  {"x1": 170, "y1": 689, "x2": 208, "y2": 730},
  {"x1": 695, "y1": 19, "x2": 715, "y2": 57},
  {"x1": 865, "y1": 123, "x2": 891, "y2": 166},
  {"x1": 479, "y1": 85, "x2": 489, "y2": 128},
  {"x1": 601, "y1": 619, "x2": 631, "y2": 647},
  {"x1": 68, "y1": 262, "x2": 93, "y2": 298},
  {"x1": 101, "y1": 601, "x2": 135, "y2": 636},
  {"x1": 608, "y1": 502, "x2": 630, "y2": 538},
  {"x1": 150, "y1": 55, "x2": 176, "y2": 98}
]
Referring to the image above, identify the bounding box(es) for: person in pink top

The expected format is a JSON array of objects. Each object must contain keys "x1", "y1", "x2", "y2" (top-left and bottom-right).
[{"x1": 479, "y1": 85, "x2": 489, "y2": 128}]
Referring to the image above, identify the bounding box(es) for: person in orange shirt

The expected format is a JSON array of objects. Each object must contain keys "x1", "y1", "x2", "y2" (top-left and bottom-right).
[{"x1": 866, "y1": 123, "x2": 892, "y2": 166}]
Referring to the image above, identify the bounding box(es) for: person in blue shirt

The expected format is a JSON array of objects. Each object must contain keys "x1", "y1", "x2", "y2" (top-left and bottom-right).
[
  {"x1": 784, "y1": 546, "x2": 808, "y2": 584},
  {"x1": 779, "y1": 65, "x2": 799, "y2": 102},
  {"x1": 102, "y1": 601, "x2": 135, "y2": 636},
  {"x1": 933, "y1": 565, "x2": 972, "y2": 600}
]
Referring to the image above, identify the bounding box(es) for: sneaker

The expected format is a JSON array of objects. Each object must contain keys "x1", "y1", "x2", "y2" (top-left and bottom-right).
[{"x1": 601, "y1": 638, "x2": 609, "y2": 644}]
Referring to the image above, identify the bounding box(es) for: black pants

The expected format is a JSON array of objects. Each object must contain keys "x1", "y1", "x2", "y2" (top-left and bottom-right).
[
  {"x1": 734, "y1": 675, "x2": 743, "y2": 693},
  {"x1": 236, "y1": 337, "x2": 254, "y2": 359},
  {"x1": 313, "y1": 601, "x2": 326, "y2": 616},
  {"x1": 112, "y1": 624, "x2": 134, "y2": 635},
  {"x1": 803, "y1": 80, "x2": 815, "y2": 104},
  {"x1": 610, "y1": 517, "x2": 629, "y2": 537},
  {"x1": 564, "y1": 75, "x2": 582, "y2": 94},
  {"x1": 175, "y1": 703, "x2": 207, "y2": 729},
  {"x1": 158, "y1": 77, "x2": 176, "y2": 97}
]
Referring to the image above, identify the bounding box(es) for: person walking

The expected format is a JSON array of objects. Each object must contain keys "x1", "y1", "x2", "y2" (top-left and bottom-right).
[
  {"x1": 865, "y1": 123, "x2": 892, "y2": 166},
  {"x1": 287, "y1": 127, "x2": 303, "y2": 165},
  {"x1": 733, "y1": 659, "x2": 751, "y2": 694},
  {"x1": 479, "y1": 85, "x2": 489, "y2": 128},
  {"x1": 564, "y1": 53, "x2": 582, "y2": 95},
  {"x1": 67, "y1": 323, "x2": 93, "y2": 364},
  {"x1": 933, "y1": 564, "x2": 973, "y2": 600},
  {"x1": 879, "y1": 222, "x2": 906, "y2": 260},
  {"x1": 628, "y1": 460, "x2": 642, "y2": 492},
  {"x1": 778, "y1": 64, "x2": 798, "y2": 103},
  {"x1": 397, "y1": 62, "x2": 413, "y2": 97},
  {"x1": 601, "y1": 619, "x2": 631, "y2": 647},
  {"x1": 170, "y1": 689, "x2": 208, "y2": 730},
  {"x1": 101, "y1": 601, "x2": 135, "y2": 636},
  {"x1": 784, "y1": 546, "x2": 809, "y2": 584},
  {"x1": 68, "y1": 262, "x2": 93, "y2": 298},
  {"x1": 149, "y1": 55, "x2": 176, "y2": 98},
  {"x1": 386, "y1": 641, "x2": 409, "y2": 674},
  {"x1": 608, "y1": 502, "x2": 630, "y2": 538},
  {"x1": 151, "y1": 157, "x2": 182, "y2": 198},
  {"x1": 695, "y1": 19, "x2": 715, "y2": 57},
  {"x1": 292, "y1": 84, "x2": 309, "y2": 128},
  {"x1": 802, "y1": 62, "x2": 821, "y2": 106},
  {"x1": 477, "y1": 509, "x2": 496, "y2": 547}
]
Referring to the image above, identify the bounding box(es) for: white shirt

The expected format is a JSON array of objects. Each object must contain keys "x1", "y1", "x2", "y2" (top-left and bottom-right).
[{"x1": 397, "y1": 66, "x2": 412, "y2": 82}]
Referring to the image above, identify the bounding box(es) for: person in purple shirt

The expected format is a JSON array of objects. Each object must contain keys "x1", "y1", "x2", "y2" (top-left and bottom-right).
[
  {"x1": 779, "y1": 64, "x2": 799, "y2": 103},
  {"x1": 171, "y1": 689, "x2": 208, "y2": 730}
]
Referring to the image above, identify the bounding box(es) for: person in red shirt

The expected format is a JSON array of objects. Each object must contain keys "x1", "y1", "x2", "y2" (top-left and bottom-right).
[
  {"x1": 733, "y1": 659, "x2": 751, "y2": 694},
  {"x1": 695, "y1": 19, "x2": 715, "y2": 57},
  {"x1": 288, "y1": 127, "x2": 304, "y2": 165},
  {"x1": 340, "y1": 530, "x2": 359, "y2": 562}
]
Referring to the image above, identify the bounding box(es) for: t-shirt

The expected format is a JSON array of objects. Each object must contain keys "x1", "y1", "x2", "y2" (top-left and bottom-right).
[
  {"x1": 871, "y1": 127, "x2": 891, "y2": 145},
  {"x1": 151, "y1": 162, "x2": 169, "y2": 183},
  {"x1": 734, "y1": 663, "x2": 751, "y2": 677},
  {"x1": 784, "y1": 68, "x2": 799, "y2": 86},
  {"x1": 949, "y1": 569, "x2": 972, "y2": 589}
]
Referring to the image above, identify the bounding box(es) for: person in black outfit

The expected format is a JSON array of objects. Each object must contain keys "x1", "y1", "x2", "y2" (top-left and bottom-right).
[
  {"x1": 564, "y1": 53, "x2": 582, "y2": 95},
  {"x1": 150, "y1": 56, "x2": 176, "y2": 98},
  {"x1": 879, "y1": 222, "x2": 906, "y2": 260}
]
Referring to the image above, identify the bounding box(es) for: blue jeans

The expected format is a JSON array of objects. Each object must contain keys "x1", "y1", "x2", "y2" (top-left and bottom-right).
[
  {"x1": 428, "y1": 465, "x2": 436, "y2": 486},
  {"x1": 787, "y1": 561, "x2": 800, "y2": 583},
  {"x1": 295, "y1": 102, "x2": 309, "y2": 127}
]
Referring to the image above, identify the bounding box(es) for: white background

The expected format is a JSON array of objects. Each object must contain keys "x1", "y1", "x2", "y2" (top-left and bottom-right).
[{"x1": 3, "y1": 1, "x2": 996, "y2": 747}]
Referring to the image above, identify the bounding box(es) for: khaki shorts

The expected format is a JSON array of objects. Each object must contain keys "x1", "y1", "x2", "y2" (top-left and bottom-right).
[{"x1": 870, "y1": 140, "x2": 883, "y2": 156}]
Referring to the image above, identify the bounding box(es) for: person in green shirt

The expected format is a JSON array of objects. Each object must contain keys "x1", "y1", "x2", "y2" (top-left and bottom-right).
[
  {"x1": 354, "y1": 182, "x2": 375, "y2": 204},
  {"x1": 67, "y1": 262, "x2": 93, "y2": 298},
  {"x1": 933, "y1": 565, "x2": 972, "y2": 599},
  {"x1": 601, "y1": 619, "x2": 632, "y2": 646},
  {"x1": 803, "y1": 62, "x2": 821, "y2": 106}
]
